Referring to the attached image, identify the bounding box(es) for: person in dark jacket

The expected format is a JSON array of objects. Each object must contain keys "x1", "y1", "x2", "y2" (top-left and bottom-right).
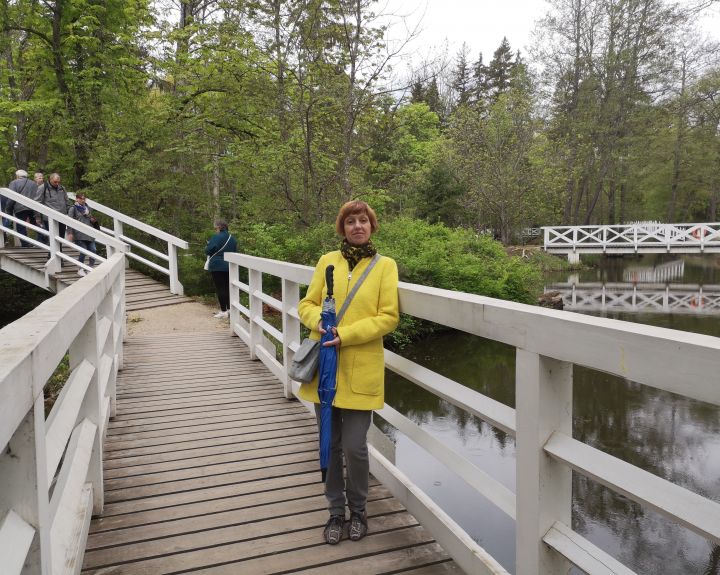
[
  {"x1": 205, "y1": 219, "x2": 237, "y2": 318},
  {"x1": 67, "y1": 193, "x2": 97, "y2": 276},
  {"x1": 35, "y1": 172, "x2": 69, "y2": 246},
  {"x1": 6, "y1": 170, "x2": 38, "y2": 247}
]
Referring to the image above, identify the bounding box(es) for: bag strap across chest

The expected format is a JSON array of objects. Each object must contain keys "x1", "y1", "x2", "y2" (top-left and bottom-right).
[{"x1": 336, "y1": 253, "x2": 381, "y2": 323}]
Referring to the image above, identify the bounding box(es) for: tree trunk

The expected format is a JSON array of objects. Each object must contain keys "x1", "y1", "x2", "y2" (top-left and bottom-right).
[{"x1": 668, "y1": 58, "x2": 688, "y2": 222}]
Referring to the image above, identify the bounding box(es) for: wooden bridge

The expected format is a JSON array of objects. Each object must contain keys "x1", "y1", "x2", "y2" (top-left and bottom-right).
[
  {"x1": 543, "y1": 222, "x2": 720, "y2": 262},
  {"x1": 2, "y1": 193, "x2": 720, "y2": 575},
  {"x1": 87, "y1": 331, "x2": 455, "y2": 574}
]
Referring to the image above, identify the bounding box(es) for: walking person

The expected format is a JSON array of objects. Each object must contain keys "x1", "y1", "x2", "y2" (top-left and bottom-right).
[
  {"x1": 6, "y1": 169, "x2": 38, "y2": 247},
  {"x1": 297, "y1": 200, "x2": 399, "y2": 544},
  {"x1": 67, "y1": 193, "x2": 98, "y2": 276},
  {"x1": 35, "y1": 173, "x2": 69, "y2": 246},
  {"x1": 205, "y1": 219, "x2": 237, "y2": 318}
]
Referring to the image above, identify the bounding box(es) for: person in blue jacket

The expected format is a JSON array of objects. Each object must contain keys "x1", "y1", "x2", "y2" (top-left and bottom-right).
[{"x1": 205, "y1": 218, "x2": 237, "y2": 318}]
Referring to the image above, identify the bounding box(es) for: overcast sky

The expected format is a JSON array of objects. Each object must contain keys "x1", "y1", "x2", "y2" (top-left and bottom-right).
[{"x1": 381, "y1": 0, "x2": 720, "y2": 71}]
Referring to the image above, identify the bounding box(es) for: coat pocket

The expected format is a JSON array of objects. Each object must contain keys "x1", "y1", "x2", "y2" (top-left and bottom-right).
[{"x1": 348, "y1": 351, "x2": 384, "y2": 396}]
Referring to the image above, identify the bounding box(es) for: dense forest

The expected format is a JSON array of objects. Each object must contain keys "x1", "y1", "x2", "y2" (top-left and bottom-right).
[{"x1": 1, "y1": 0, "x2": 719, "y2": 254}]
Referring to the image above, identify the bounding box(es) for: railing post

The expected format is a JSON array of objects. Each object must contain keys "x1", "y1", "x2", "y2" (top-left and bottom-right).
[
  {"x1": 281, "y1": 278, "x2": 301, "y2": 399},
  {"x1": 248, "y1": 268, "x2": 262, "y2": 361},
  {"x1": 229, "y1": 262, "x2": 239, "y2": 334},
  {"x1": 46, "y1": 218, "x2": 61, "y2": 275},
  {"x1": 515, "y1": 350, "x2": 572, "y2": 575},
  {"x1": 114, "y1": 265, "x2": 126, "y2": 370},
  {"x1": 0, "y1": 397, "x2": 51, "y2": 575},
  {"x1": 168, "y1": 242, "x2": 183, "y2": 295},
  {"x1": 113, "y1": 219, "x2": 128, "y2": 269}
]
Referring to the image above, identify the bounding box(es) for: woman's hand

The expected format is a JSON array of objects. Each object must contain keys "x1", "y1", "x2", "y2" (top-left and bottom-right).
[{"x1": 317, "y1": 321, "x2": 341, "y2": 348}]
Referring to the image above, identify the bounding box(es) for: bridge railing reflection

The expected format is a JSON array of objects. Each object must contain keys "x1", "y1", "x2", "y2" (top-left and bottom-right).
[{"x1": 546, "y1": 281, "x2": 720, "y2": 314}]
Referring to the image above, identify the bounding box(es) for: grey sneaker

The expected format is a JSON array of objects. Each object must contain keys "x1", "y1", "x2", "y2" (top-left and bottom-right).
[
  {"x1": 348, "y1": 510, "x2": 367, "y2": 541},
  {"x1": 323, "y1": 514, "x2": 345, "y2": 545}
]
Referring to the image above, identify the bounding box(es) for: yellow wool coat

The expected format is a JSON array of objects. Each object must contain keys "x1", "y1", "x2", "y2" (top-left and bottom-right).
[{"x1": 297, "y1": 251, "x2": 399, "y2": 411}]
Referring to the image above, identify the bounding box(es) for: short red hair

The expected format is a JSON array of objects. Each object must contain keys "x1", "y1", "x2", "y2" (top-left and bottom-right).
[{"x1": 335, "y1": 200, "x2": 378, "y2": 236}]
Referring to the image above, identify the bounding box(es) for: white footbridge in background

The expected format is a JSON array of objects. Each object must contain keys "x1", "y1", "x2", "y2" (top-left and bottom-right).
[{"x1": 543, "y1": 222, "x2": 720, "y2": 262}]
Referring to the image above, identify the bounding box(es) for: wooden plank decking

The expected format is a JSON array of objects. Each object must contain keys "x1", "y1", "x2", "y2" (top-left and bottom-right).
[
  {"x1": 0, "y1": 247, "x2": 191, "y2": 311},
  {"x1": 82, "y1": 331, "x2": 461, "y2": 574}
]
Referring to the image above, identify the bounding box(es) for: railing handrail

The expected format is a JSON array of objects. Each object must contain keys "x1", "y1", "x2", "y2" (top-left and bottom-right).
[
  {"x1": 66, "y1": 192, "x2": 188, "y2": 248},
  {"x1": 0, "y1": 188, "x2": 127, "y2": 252},
  {"x1": 0, "y1": 253, "x2": 125, "y2": 575},
  {"x1": 542, "y1": 222, "x2": 720, "y2": 230},
  {"x1": 224, "y1": 251, "x2": 720, "y2": 575}
]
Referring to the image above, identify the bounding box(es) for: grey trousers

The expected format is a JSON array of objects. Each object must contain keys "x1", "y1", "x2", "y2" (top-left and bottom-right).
[{"x1": 315, "y1": 405, "x2": 372, "y2": 517}]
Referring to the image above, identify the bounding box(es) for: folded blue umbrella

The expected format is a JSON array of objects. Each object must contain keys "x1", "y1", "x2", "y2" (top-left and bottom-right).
[{"x1": 318, "y1": 265, "x2": 338, "y2": 482}]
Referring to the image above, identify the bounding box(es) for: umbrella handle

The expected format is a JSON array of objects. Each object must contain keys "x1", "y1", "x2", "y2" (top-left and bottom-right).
[{"x1": 325, "y1": 265, "x2": 334, "y2": 298}]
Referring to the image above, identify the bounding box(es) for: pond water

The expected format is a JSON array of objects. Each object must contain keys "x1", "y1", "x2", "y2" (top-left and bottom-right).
[{"x1": 381, "y1": 254, "x2": 720, "y2": 575}]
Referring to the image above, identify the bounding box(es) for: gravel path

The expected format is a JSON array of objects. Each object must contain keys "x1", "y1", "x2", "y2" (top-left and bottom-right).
[{"x1": 126, "y1": 301, "x2": 230, "y2": 337}]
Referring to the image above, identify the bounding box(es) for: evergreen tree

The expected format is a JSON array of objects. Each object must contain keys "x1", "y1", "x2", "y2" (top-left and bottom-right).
[
  {"x1": 472, "y1": 52, "x2": 490, "y2": 106},
  {"x1": 410, "y1": 80, "x2": 426, "y2": 103},
  {"x1": 452, "y1": 43, "x2": 473, "y2": 106},
  {"x1": 486, "y1": 37, "x2": 515, "y2": 100},
  {"x1": 425, "y1": 78, "x2": 442, "y2": 116}
]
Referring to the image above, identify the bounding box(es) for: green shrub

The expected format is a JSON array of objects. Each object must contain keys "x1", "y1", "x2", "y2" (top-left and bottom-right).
[{"x1": 211, "y1": 217, "x2": 543, "y2": 347}]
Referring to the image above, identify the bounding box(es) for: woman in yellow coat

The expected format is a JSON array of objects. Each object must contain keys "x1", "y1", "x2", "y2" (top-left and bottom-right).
[{"x1": 298, "y1": 200, "x2": 399, "y2": 545}]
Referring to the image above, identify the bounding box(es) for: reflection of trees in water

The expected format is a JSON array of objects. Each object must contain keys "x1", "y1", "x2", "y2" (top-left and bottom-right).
[
  {"x1": 573, "y1": 476, "x2": 714, "y2": 574},
  {"x1": 385, "y1": 370, "x2": 514, "y2": 452},
  {"x1": 574, "y1": 366, "x2": 720, "y2": 498},
  {"x1": 385, "y1": 331, "x2": 517, "y2": 450}
]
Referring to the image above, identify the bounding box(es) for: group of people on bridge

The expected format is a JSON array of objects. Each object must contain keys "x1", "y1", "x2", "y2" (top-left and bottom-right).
[{"x1": 2, "y1": 169, "x2": 99, "y2": 274}]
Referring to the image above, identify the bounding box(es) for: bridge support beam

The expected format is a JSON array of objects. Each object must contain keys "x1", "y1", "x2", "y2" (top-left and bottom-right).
[
  {"x1": 515, "y1": 351, "x2": 572, "y2": 575},
  {"x1": 567, "y1": 252, "x2": 580, "y2": 265}
]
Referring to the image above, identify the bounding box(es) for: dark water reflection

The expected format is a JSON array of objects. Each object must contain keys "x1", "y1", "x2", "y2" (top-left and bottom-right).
[{"x1": 382, "y1": 254, "x2": 720, "y2": 575}]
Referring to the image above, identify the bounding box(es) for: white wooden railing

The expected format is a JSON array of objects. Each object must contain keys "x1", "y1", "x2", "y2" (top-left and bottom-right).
[
  {"x1": 0, "y1": 188, "x2": 188, "y2": 294},
  {"x1": 225, "y1": 252, "x2": 720, "y2": 575},
  {"x1": 0, "y1": 253, "x2": 125, "y2": 575},
  {"x1": 70, "y1": 194, "x2": 189, "y2": 295},
  {"x1": 0, "y1": 188, "x2": 127, "y2": 281},
  {"x1": 543, "y1": 223, "x2": 720, "y2": 261}
]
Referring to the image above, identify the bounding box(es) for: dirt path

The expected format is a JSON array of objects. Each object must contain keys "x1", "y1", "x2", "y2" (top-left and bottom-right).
[{"x1": 126, "y1": 301, "x2": 230, "y2": 337}]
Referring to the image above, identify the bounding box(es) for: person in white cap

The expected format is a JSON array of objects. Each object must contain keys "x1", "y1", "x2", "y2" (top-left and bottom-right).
[{"x1": 6, "y1": 169, "x2": 38, "y2": 247}]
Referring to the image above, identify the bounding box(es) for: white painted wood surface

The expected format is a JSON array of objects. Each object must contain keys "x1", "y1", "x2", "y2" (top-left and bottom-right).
[
  {"x1": 0, "y1": 253, "x2": 124, "y2": 574},
  {"x1": 543, "y1": 521, "x2": 637, "y2": 575},
  {"x1": 0, "y1": 510, "x2": 35, "y2": 575},
  {"x1": 225, "y1": 251, "x2": 720, "y2": 575},
  {"x1": 543, "y1": 222, "x2": 720, "y2": 255}
]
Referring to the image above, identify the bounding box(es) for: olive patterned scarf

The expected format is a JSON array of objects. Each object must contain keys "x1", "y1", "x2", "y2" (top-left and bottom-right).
[{"x1": 340, "y1": 239, "x2": 377, "y2": 271}]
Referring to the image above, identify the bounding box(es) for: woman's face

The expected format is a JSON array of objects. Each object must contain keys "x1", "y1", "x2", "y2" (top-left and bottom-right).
[{"x1": 343, "y1": 211, "x2": 372, "y2": 245}]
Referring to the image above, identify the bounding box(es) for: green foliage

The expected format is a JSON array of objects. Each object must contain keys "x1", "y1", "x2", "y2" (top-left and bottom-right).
[
  {"x1": 226, "y1": 216, "x2": 542, "y2": 304},
  {"x1": 377, "y1": 218, "x2": 542, "y2": 303}
]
